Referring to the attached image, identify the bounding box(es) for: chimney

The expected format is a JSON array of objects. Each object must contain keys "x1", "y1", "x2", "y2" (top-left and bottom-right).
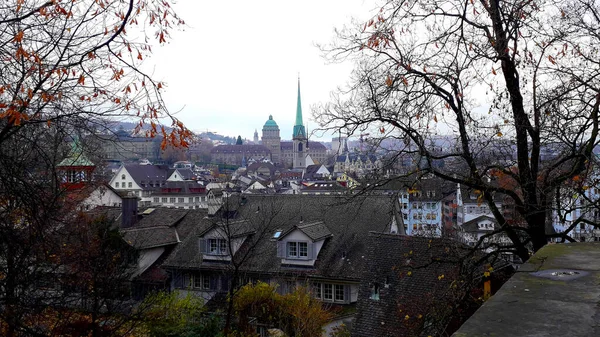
[{"x1": 121, "y1": 195, "x2": 139, "y2": 228}]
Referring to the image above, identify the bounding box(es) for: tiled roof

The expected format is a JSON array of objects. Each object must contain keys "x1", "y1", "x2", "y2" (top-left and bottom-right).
[
  {"x1": 303, "y1": 164, "x2": 329, "y2": 180},
  {"x1": 408, "y1": 176, "x2": 456, "y2": 201},
  {"x1": 123, "y1": 164, "x2": 170, "y2": 189},
  {"x1": 174, "y1": 168, "x2": 196, "y2": 180},
  {"x1": 352, "y1": 234, "x2": 469, "y2": 337},
  {"x1": 135, "y1": 208, "x2": 189, "y2": 228},
  {"x1": 162, "y1": 195, "x2": 396, "y2": 280},
  {"x1": 121, "y1": 208, "x2": 197, "y2": 249},
  {"x1": 295, "y1": 221, "x2": 333, "y2": 241},
  {"x1": 122, "y1": 226, "x2": 179, "y2": 249},
  {"x1": 210, "y1": 145, "x2": 270, "y2": 154},
  {"x1": 198, "y1": 219, "x2": 257, "y2": 239},
  {"x1": 461, "y1": 215, "x2": 500, "y2": 232},
  {"x1": 335, "y1": 153, "x2": 377, "y2": 163},
  {"x1": 153, "y1": 181, "x2": 207, "y2": 195}
]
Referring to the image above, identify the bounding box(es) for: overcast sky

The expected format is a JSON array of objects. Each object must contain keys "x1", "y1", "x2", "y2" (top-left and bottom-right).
[{"x1": 146, "y1": 0, "x2": 375, "y2": 141}]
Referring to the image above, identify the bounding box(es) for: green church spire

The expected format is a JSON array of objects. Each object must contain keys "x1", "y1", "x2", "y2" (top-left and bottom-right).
[{"x1": 293, "y1": 77, "x2": 306, "y2": 139}]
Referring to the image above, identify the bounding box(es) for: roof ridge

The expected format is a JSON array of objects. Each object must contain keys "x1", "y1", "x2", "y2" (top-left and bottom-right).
[{"x1": 297, "y1": 221, "x2": 324, "y2": 228}]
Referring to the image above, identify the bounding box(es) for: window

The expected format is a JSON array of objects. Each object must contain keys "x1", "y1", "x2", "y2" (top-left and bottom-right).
[
  {"x1": 370, "y1": 283, "x2": 380, "y2": 300},
  {"x1": 334, "y1": 284, "x2": 344, "y2": 301},
  {"x1": 178, "y1": 197, "x2": 185, "y2": 203},
  {"x1": 189, "y1": 197, "x2": 194, "y2": 203},
  {"x1": 115, "y1": 182, "x2": 119, "y2": 188},
  {"x1": 153, "y1": 197, "x2": 159, "y2": 203},
  {"x1": 287, "y1": 242, "x2": 297, "y2": 257},
  {"x1": 207, "y1": 238, "x2": 228, "y2": 255},
  {"x1": 286, "y1": 242, "x2": 309, "y2": 259},
  {"x1": 195, "y1": 197, "x2": 200, "y2": 202},
  {"x1": 312, "y1": 282, "x2": 322, "y2": 299},
  {"x1": 298, "y1": 242, "x2": 308, "y2": 257},
  {"x1": 323, "y1": 284, "x2": 333, "y2": 300},
  {"x1": 128, "y1": 182, "x2": 132, "y2": 188},
  {"x1": 161, "y1": 197, "x2": 167, "y2": 203},
  {"x1": 169, "y1": 197, "x2": 176, "y2": 203},
  {"x1": 121, "y1": 174, "x2": 126, "y2": 180},
  {"x1": 194, "y1": 274, "x2": 203, "y2": 289}
]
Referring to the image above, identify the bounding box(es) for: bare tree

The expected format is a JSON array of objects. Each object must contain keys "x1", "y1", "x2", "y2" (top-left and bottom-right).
[
  {"x1": 0, "y1": 1, "x2": 190, "y2": 335},
  {"x1": 317, "y1": 0, "x2": 600, "y2": 262},
  {"x1": 0, "y1": 0, "x2": 191, "y2": 146}
]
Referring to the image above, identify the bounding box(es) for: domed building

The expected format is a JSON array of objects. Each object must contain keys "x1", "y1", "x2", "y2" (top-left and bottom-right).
[
  {"x1": 259, "y1": 80, "x2": 328, "y2": 168},
  {"x1": 261, "y1": 115, "x2": 281, "y2": 164}
]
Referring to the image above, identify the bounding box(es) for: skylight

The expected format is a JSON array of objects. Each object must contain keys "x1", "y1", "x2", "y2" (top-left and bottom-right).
[{"x1": 273, "y1": 230, "x2": 282, "y2": 239}]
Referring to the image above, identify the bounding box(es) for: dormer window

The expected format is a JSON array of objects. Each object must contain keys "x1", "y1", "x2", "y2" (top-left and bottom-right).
[{"x1": 202, "y1": 238, "x2": 228, "y2": 255}]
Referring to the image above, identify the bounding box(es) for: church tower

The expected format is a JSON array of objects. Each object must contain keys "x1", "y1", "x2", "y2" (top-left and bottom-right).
[{"x1": 292, "y1": 78, "x2": 308, "y2": 169}]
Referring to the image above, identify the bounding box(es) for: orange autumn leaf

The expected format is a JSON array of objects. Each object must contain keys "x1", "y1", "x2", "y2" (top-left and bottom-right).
[
  {"x1": 137, "y1": 52, "x2": 143, "y2": 60},
  {"x1": 13, "y1": 31, "x2": 24, "y2": 43},
  {"x1": 385, "y1": 75, "x2": 393, "y2": 87},
  {"x1": 78, "y1": 75, "x2": 85, "y2": 85}
]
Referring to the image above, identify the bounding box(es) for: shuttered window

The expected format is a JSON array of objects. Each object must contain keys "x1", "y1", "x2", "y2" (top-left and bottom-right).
[{"x1": 277, "y1": 241, "x2": 314, "y2": 260}]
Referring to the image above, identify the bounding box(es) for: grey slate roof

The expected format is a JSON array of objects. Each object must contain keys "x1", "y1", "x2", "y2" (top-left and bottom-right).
[
  {"x1": 162, "y1": 195, "x2": 396, "y2": 280},
  {"x1": 210, "y1": 145, "x2": 270, "y2": 154},
  {"x1": 154, "y1": 181, "x2": 207, "y2": 194},
  {"x1": 352, "y1": 233, "x2": 468, "y2": 337},
  {"x1": 175, "y1": 168, "x2": 196, "y2": 180},
  {"x1": 197, "y1": 219, "x2": 257, "y2": 239},
  {"x1": 461, "y1": 215, "x2": 500, "y2": 232},
  {"x1": 124, "y1": 164, "x2": 170, "y2": 189},
  {"x1": 121, "y1": 208, "x2": 200, "y2": 249},
  {"x1": 281, "y1": 221, "x2": 333, "y2": 241},
  {"x1": 123, "y1": 226, "x2": 179, "y2": 249},
  {"x1": 135, "y1": 208, "x2": 188, "y2": 228}
]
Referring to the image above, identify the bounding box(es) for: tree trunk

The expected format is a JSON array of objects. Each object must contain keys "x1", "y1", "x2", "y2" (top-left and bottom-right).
[{"x1": 224, "y1": 269, "x2": 238, "y2": 334}]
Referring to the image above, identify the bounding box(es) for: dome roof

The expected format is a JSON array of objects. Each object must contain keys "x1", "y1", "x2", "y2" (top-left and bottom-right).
[{"x1": 263, "y1": 115, "x2": 279, "y2": 129}]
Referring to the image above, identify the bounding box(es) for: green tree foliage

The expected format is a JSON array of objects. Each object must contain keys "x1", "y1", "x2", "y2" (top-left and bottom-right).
[
  {"x1": 141, "y1": 291, "x2": 223, "y2": 337},
  {"x1": 236, "y1": 136, "x2": 243, "y2": 145},
  {"x1": 233, "y1": 282, "x2": 333, "y2": 337}
]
